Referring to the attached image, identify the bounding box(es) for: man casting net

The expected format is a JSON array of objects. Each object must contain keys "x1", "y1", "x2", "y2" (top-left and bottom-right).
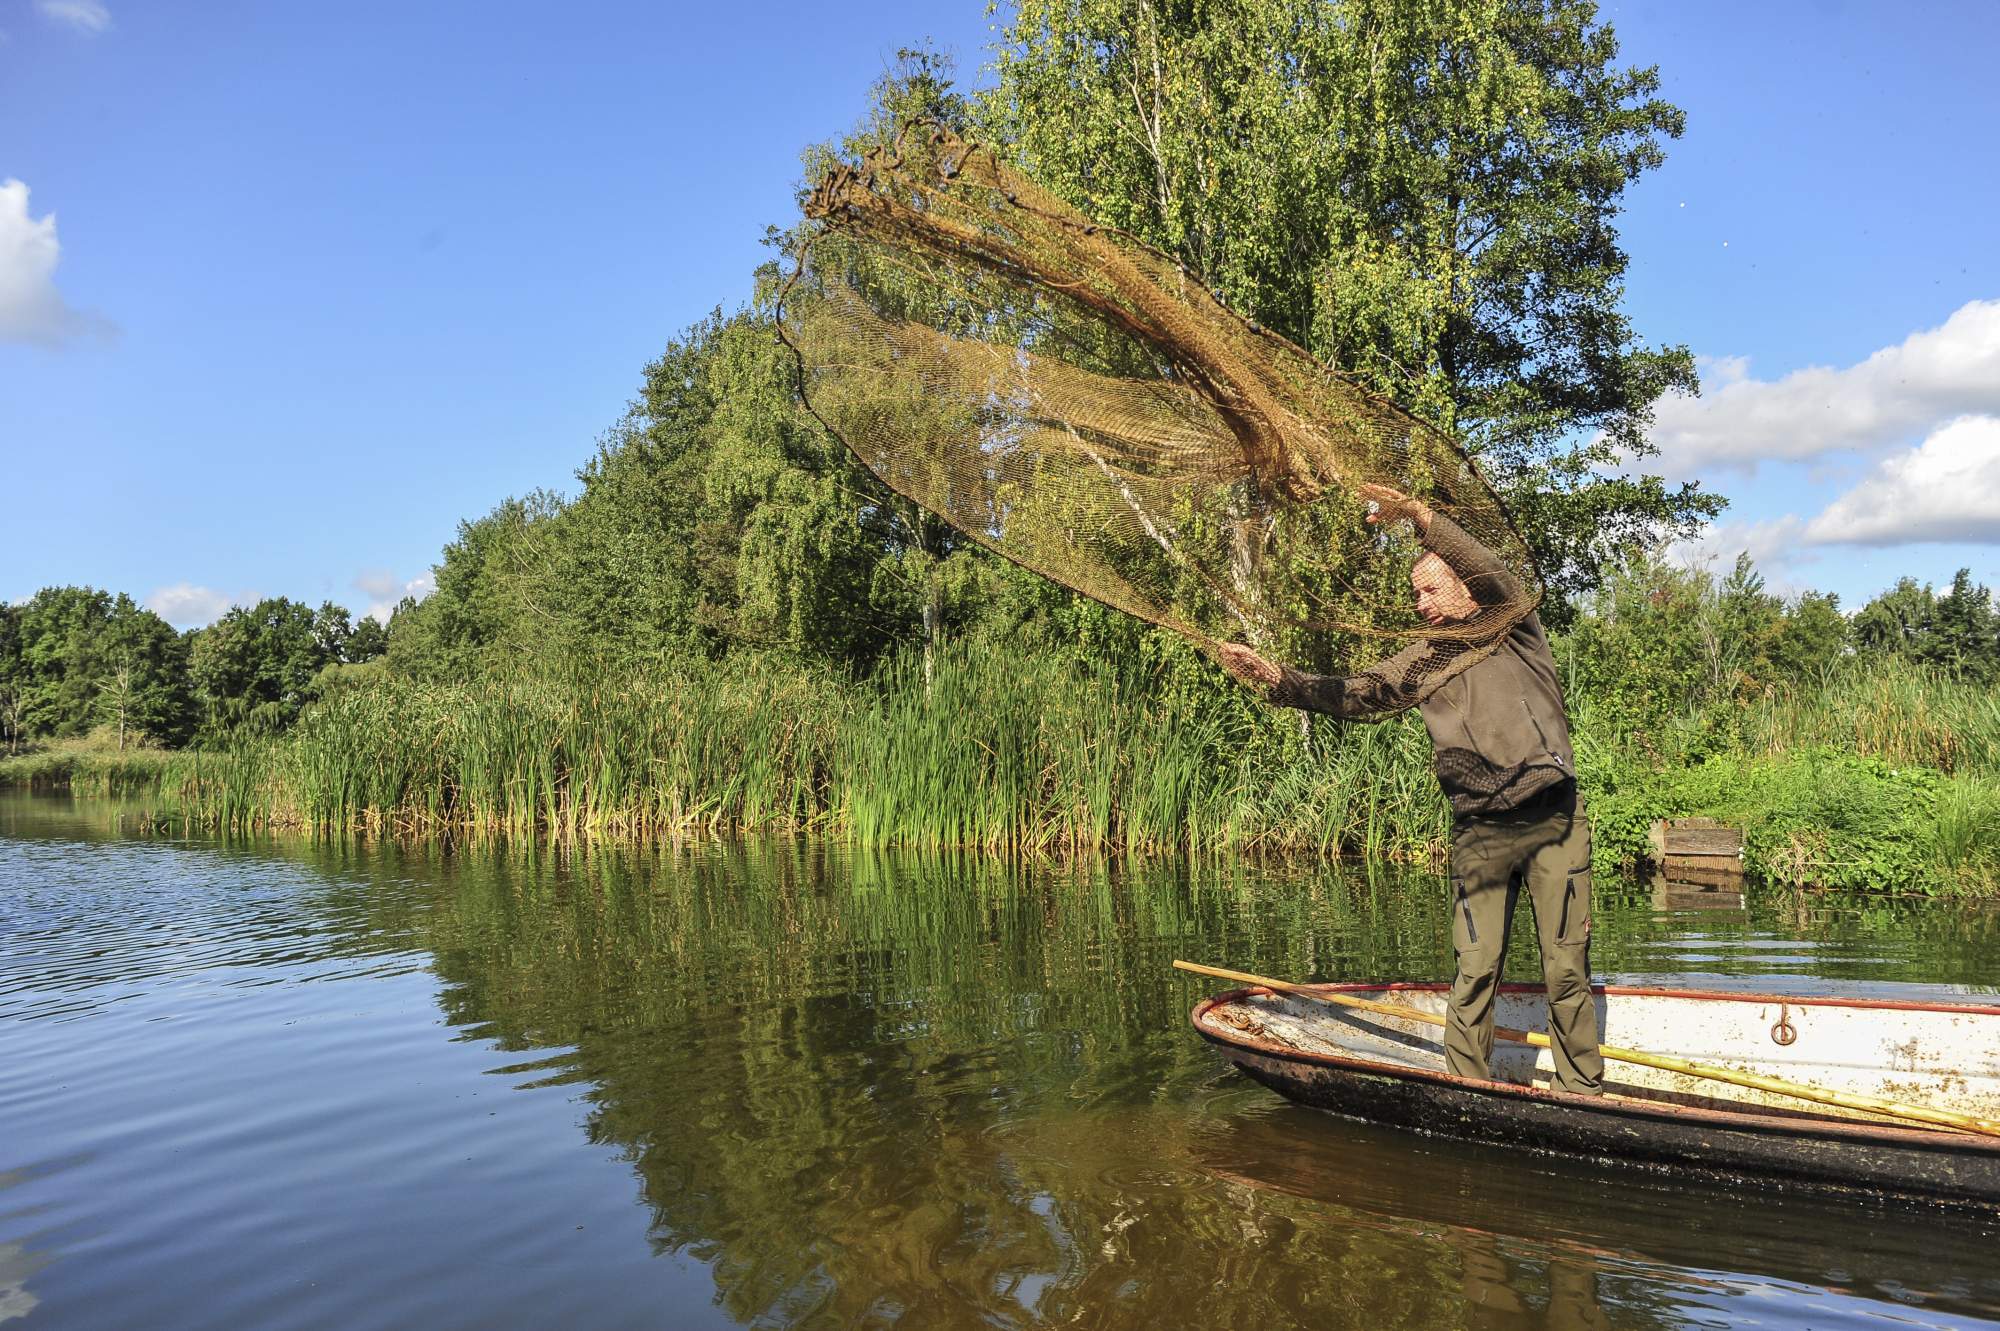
[{"x1": 775, "y1": 121, "x2": 1543, "y2": 718}]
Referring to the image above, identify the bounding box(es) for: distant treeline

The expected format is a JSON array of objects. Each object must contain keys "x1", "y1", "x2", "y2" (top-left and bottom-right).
[
  {"x1": 7, "y1": 503, "x2": 1992, "y2": 763},
  {"x1": 0, "y1": 589, "x2": 386, "y2": 752}
]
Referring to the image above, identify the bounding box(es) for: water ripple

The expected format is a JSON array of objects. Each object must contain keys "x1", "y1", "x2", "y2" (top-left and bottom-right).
[{"x1": 4, "y1": 797, "x2": 1998, "y2": 1331}]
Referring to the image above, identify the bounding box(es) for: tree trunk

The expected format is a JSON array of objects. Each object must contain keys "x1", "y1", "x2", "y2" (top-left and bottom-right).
[
  {"x1": 911, "y1": 502, "x2": 942, "y2": 694},
  {"x1": 921, "y1": 592, "x2": 939, "y2": 692}
]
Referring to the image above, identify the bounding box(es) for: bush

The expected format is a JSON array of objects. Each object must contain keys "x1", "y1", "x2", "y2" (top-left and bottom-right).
[{"x1": 1586, "y1": 749, "x2": 1997, "y2": 896}]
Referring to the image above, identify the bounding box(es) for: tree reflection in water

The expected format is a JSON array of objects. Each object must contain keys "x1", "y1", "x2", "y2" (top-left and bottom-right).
[
  {"x1": 7, "y1": 796, "x2": 1997, "y2": 1329},
  {"x1": 394, "y1": 839, "x2": 2000, "y2": 1330}
]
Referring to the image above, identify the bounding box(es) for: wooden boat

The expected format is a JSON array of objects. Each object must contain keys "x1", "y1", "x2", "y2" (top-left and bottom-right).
[{"x1": 1190, "y1": 979, "x2": 2000, "y2": 1210}]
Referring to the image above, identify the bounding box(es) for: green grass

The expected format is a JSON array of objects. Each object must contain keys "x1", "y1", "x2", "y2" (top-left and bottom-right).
[
  {"x1": 103, "y1": 648, "x2": 1447, "y2": 861},
  {"x1": 0, "y1": 732, "x2": 176, "y2": 795},
  {"x1": 1737, "y1": 656, "x2": 2000, "y2": 776},
  {"x1": 1587, "y1": 750, "x2": 2000, "y2": 897},
  {"x1": 18, "y1": 647, "x2": 2000, "y2": 895},
  {"x1": 1563, "y1": 657, "x2": 2000, "y2": 895}
]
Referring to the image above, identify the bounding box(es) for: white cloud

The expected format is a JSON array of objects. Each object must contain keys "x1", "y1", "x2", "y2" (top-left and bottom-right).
[
  {"x1": 1642, "y1": 299, "x2": 2000, "y2": 477},
  {"x1": 0, "y1": 179, "x2": 109, "y2": 346},
  {"x1": 1666, "y1": 515, "x2": 1819, "y2": 595},
  {"x1": 353, "y1": 570, "x2": 434, "y2": 623},
  {"x1": 146, "y1": 584, "x2": 252, "y2": 630},
  {"x1": 1671, "y1": 514, "x2": 1809, "y2": 569},
  {"x1": 1804, "y1": 415, "x2": 2000, "y2": 547},
  {"x1": 36, "y1": 0, "x2": 111, "y2": 33},
  {"x1": 353, "y1": 570, "x2": 401, "y2": 602}
]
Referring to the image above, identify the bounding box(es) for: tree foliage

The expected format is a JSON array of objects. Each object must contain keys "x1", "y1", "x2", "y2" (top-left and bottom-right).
[
  {"x1": 370, "y1": 11, "x2": 1747, "y2": 688},
  {"x1": 0, "y1": 588, "x2": 193, "y2": 749},
  {"x1": 1559, "y1": 552, "x2": 1854, "y2": 754},
  {"x1": 1853, "y1": 570, "x2": 1999, "y2": 686},
  {"x1": 0, "y1": 589, "x2": 390, "y2": 750},
  {"x1": 44, "y1": 13, "x2": 1985, "y2": 763},
  {"x1": 188, "y1": 597, "x2": 386, "y2": 738},
  {"x1": 381, "y1": 308, "x2": 943, "y2": 679},
  {"x1": 980, "y1": 0, "x2": 1722, "y2": 618}
]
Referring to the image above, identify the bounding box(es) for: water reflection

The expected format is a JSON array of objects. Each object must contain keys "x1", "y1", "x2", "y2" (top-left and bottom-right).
[
  {"x1": 408, "y1": 839, "x2": 2000, "y2": 1327},
  {"x1": 2, "y1": 795, "x2": 1997, "y2": 1330},
  {"x1": 0, "y1": 1245, "x2": 45, "y2": 1326},
  {"x1": 1197, "y1": 1103, "x2": 2000, "y2": 1327}
]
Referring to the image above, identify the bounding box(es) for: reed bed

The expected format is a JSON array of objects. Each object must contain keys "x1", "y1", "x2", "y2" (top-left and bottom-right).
[
  {"x1": 1738, "y1": 658, "x2": 2000, "y2": 775},
  {"x1": 0, "y1": 740, "x2": 175, "y2": 795},
  {"x1": 26, "y1": 645, "x2": 1999, "y2": 891},
  {"x1": 144, "y1": 659, "x2": 845, "y2": 841},
  {"x1": 118, "y1": 648, "x2": 1446, "y2": 860}
]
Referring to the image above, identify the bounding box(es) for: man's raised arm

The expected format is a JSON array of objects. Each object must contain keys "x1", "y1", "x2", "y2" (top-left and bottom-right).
[{"x1": 1362, "y1": 483, "x2": 1521, "y2": 610}]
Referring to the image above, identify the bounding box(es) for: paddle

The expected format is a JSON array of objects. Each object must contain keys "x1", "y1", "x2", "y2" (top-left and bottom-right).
[{"x1": 1173, "y1": 960, "x2": 2000, "y2": 1139}]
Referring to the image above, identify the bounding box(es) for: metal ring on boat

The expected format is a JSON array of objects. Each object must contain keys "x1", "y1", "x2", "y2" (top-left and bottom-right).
[{"x1": 1772, "y1": 1009, "x2": 1798, "y2": 1046}]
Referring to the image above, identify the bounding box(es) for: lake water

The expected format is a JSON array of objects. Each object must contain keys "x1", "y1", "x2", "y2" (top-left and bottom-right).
[{"x1": 3, "y1": 792, "x2": 1997, "y2": 1330}]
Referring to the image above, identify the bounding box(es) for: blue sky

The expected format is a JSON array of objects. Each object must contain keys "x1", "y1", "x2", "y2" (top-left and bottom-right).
[{"x1": 3, "y1": 0, "x2": 1996, "y2": 625}]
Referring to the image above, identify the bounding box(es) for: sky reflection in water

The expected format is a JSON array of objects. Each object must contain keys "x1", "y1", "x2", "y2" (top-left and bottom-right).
[{"x1": 2, "y1": 793, "x2": 1997, "y2": 1330}]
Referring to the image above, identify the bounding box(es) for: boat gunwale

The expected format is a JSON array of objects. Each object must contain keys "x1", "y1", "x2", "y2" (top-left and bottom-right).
[{"x1": 1191, "y1": 980, "x2": 2000, "y2": 1156}]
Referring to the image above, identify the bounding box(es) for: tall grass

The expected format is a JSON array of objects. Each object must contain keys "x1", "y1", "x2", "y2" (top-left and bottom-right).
[
  {"x1": 0, "y1": 734, "x2": 175, "y2": 795},
  {"x1": 22, "y1": 644, "x2": 2000, "y2": 893},
  {"x1": 838, "y1": 652, "x2": 1239, "y2": 854},
  {"x1": 114, "y1": 648, "x2": 1445, "y2": 860},
  {"x1": 1738, "y1": 656, "x2": 2000, "y2": 775},
  {"x1": 144, "y1": 659, "x2": 846, "y2": 842},
  {"x1": 1931, "y1": 776, "x2": 2000, "y2": 893}
]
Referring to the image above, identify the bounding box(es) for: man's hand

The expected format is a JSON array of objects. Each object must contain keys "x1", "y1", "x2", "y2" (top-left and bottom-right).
[
  {"x1": 1359, "y1": 482, "x2": 1432, "y2": 534},
  {"x1": 1216, "y1": 642, "x2": 1282, "y2": 691}
]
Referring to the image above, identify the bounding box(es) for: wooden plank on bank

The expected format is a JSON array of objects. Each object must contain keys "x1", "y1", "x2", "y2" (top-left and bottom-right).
[
  {"x1": 1649, "y1": 819, "x2": 1744, "y2": 859},
  {"x1": 1662, "y1": 828, "x2": 1744, "y2": 857}
]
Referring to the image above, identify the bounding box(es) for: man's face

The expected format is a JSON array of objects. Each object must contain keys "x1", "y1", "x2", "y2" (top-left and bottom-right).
[{"x1": 1411, "y1": 555, "x2": 1476, "y2": 626}]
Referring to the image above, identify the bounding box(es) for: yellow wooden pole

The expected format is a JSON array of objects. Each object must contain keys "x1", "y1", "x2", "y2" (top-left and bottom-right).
[{"x1": 1173, "y1": 960, "x2": 2000, "y2": 1139}]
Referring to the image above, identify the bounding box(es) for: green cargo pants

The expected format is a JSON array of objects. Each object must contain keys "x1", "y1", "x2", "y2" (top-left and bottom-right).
[{"x1": 1445, "y1": 782, "x2": 1604, "y2": 1095}]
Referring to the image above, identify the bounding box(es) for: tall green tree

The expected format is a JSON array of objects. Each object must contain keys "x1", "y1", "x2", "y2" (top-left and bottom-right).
[
  {"x1": 382, "y1": 492, "x2": 568, "y2": 681},
  {"x1": 1560, "y1": 551, "x2": 1857, "y2": 749},
  {"x1": 569, "y1": 305, "x2": 911, "y2": 667},
  {"x1": 1854, "y1": 570, "x2": 1997, "y2": 686},
  {"x1": 980, "y1": 0, "x2": 1721, "y2": 620},
  {"x1": 188, "y1": 597, "x2": 349, "y2": 736},
  {"x1": 0, "y1": 604, "x2": 23, "y2": 753},
  {"x1": 0, "y1": 587, "x2": 193, "y2": 745},
  {"x1": 344, "y1": 615, "x2": 390, "y2": 663},
  {"x1": 383, "y1": 308, "x2": 927, "y2": 679},
  {"x1": 98, "y1": 596, "x2": 195, "y2": 747},
  {"x1": 1853, "y1": 576, "x2": 1935, "y2": 657},
  {"x1": 1931, "y1": 568, "x2": 1999, "y2": 685},
  {"x1": 309, "y1": 601, "x2": 390, "y2": 666}
]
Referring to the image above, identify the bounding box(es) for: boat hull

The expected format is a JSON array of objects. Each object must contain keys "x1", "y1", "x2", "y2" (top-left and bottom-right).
[{"x1": 1193, "y1": 982, "x2": 2000, "y2": 1210}]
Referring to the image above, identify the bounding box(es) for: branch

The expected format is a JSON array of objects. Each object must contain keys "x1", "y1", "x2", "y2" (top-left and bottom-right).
[{"x1": 1059, "y1": 421, "x2": 1257, "y2": 639}]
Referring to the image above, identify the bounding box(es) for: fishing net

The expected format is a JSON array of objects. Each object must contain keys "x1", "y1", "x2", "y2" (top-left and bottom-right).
[{"x1": 775, "y1": 122, "x2": 1541, "y2": 716}]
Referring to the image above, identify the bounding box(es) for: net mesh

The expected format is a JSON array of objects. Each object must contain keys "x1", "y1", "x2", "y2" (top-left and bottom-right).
[{"x1": 775, "y1": 122, "x2": 1542, "y2": 716}]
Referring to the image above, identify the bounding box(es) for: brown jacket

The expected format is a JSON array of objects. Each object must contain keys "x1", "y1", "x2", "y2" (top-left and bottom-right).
[{"x1": 1266, "y1": 514, "x2": 1576, "y2": 817}]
